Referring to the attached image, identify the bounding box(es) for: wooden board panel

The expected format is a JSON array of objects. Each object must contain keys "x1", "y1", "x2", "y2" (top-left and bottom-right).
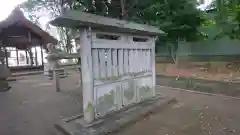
[
  {"x1": 92, "y1": 49, "x2": 100, "y2": 79},
  {"x1": 122, "y1": 80, "x2": 137, "y2": 106},
  {"x1": 112, "y1": 49, "x2": 118, "y2": 76},
  {"x1": 135, "y1": 76, "x2": 153, "y2": 101},
  {"x1": 123, "y1": 49, "x2": 129, "y2": 74},
  {"x1": 106, "y1": 49, "x2": 113, "y2": 77},
  {"x1": 94, "y1": 83, "x2": 120, "y2": 117},
  {"x1": 99, "y1": 49, "x2": 107, "y2": 79},
  {"x1": 118, "y1": 49, "x2": 124, "y2": 76}
]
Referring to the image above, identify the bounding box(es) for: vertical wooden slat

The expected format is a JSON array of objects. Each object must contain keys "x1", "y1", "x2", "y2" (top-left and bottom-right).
[
  {"x1": 135, "y1": 49, "x2": 140, "y2": 73},
  {"x1": 143, "y1": 49, "x2": 147, "y2": 72},
  {"x1": 118, "y1": 49, "x2": 124, "y2": 76},
  {"x1": 106, "y1": 49, "x2": 112, "y2": 77},
  {"x1": 92, "y1": 49, "x2": 100, "y2": 80},
  {"x1": 145, "y1": 49, "x2": 149, "y2": 71},
  {"x1": 139, "y1": 50, "x2": 144, "y2": 72},
  {"x1": 132, "y1": 49, "x2": 136, "y2": 73},
  {"x1": 40, "y1": 46, "x2": 44, "y2": 65},
  {"x1": 147, "y1": 49, "x2": 151, "y2": 71},
  {"x1": 123, "y1": 49, "x2": 129, "y2": 74},
  {"x1": 99, "y1": 49, "x2": 107, "y2": 79},
  {"x1": 112, "y1": 49, "x2": 118, "y2": 76},
  {"x1": 16, "y1": 48, "x2": 19, "y2": 65},
  {"x1": 128, "y1": 49, "x2": 133, "y2": 73}
]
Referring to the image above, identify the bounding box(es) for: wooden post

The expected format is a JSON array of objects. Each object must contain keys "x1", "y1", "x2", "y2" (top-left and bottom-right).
[
  {"x1": 16, "y1": 48, "x2": 19, "y2": 65},
  {"x1": 35, "y1": 47, "x2": 38, "y2": 66},
  {"x1": 53, "y1": 69, "x2": 60, "y2": 92},
  {"x1": 151, "y1": 37, "x2": 156, "y2": 96},
  {"x1": 25, "y1": 50, "x2": 28, "y2": 64},
  {"x1": 4, "y1": 47, "x2": 8, "y2": 67},
  {"x1": 41, "y1": 45, "x2": 44, "y2": 65},
  {"x1": 80, "y1": 27, "x2": 94, "y2": 123}
]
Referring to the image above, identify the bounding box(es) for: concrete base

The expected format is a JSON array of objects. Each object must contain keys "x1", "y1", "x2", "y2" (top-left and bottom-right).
[{"x1": 55, "y1": 95, "x2": 177, "y2": 135}]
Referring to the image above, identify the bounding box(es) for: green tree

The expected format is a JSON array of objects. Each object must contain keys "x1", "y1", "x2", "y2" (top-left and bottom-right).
[
  {"x1": 127, "y1": 0, "x2": 205, "y2": 63},
  {"x1": 21, "y1": 0, "x2": 205, "y2": 63},
  {"x1": 201, "y1": 0, "x2": 240, "y2": 39}
]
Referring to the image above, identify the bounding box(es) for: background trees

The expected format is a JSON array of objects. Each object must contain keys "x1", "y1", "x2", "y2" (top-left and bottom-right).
[{"x1": 20, "y1": 0, "x2": 205, "y2": 62}]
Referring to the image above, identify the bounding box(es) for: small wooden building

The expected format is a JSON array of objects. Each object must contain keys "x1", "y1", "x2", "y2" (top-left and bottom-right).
[
  {"x1": 0, "y1": 7, "x2": 57, "y2": 71},
  {"x1": 51, "y1": 10, "x2": 164, "y2": 123}
]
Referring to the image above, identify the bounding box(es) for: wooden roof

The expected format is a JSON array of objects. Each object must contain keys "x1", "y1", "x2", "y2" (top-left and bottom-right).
[
  {"x1": 50, "y1": 10, "x2": 164, "y2": 36},
  {"x1": 0, "y1": 7, "x2": 58, "y2": 49}
]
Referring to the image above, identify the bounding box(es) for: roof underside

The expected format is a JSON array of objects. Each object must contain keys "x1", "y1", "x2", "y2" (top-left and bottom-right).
[
  {"x1": 0, "y1": 8, "x2": 58, "y2": 50},
  {"x1": 50, "y1": 10, "x2": 164, "y2": 36}
]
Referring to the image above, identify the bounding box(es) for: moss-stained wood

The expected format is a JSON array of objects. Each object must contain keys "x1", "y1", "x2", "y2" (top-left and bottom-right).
[{"x1": 50, "y1": 10, "x2": 164, "y2": 35}]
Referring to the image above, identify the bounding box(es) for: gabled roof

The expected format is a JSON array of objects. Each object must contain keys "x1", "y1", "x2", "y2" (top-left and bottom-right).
[
  {"x1": 50, "y1": 10, "x2": 164, "y2": 36},
  {"x1": 0, "y1": 7, "x2": 57, "y2": 49}
]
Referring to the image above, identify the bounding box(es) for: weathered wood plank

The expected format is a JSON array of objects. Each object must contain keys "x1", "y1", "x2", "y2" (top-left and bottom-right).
[
  {"x1": 92, "y1": 42, "x2": 152, "y2": 49},
  {"x1": 50, "y1": 10, "x2": 164, "y2": 35},
  {"x1": 92, "y1": 49, "x2": 100, "y2": 80},
  {"x1": 99, "y1": 49, "x2": 107, "y2": 79},
  {"x1": 112, "y1": 49, "x2": 118, "y2": 76},
  {"x1": 106, "y1": 49, "x2": 113, "y2": 77},
  {"x1": 118, "y1": 49, "x2": 124, "y2": 76},
  {"x1": 123, "y1": 49, "x2": 129, "y2": 74}
]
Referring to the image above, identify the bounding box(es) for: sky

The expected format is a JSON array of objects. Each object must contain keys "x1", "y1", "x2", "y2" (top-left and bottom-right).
[{"x1": 0, "y1": 0, "x2": 27, "y2": 21}]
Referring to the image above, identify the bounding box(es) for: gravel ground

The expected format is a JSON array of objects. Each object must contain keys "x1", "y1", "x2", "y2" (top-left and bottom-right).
[
  {"x1": 115, "y1": 86, "x2": 240, "y2": 135},
  {"x1": 1, "y1": 74, "x2": 240, "y2": 135},
  {"x1": 0, "y1": 73, "x2": 82, "y2": 135}
]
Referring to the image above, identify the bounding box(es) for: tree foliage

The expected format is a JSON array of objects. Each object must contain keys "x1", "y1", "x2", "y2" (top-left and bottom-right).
[
  {"x1": 21, "y1": 0, "x2": 204, "y2": 60},
  {"x1": 200, "y1": 0, "x2": 240, "y2": 39}
]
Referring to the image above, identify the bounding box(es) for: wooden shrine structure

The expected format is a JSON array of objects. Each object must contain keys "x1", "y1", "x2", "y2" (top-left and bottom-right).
[
  {"x1": 51, "y1": 10, "x2": 164, "y2": 123},
  {"x1": 0, "y1": 7, "x2": 57, "y2": 71}
]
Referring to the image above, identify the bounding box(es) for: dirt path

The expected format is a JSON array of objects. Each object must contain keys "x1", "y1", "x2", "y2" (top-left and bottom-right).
[
  {"x1": 114, "y1": 86, "x2": 240, "y2": 135},
  {"x1": 0, "y1": 74, "x2": 82, "y2": 135},
  {"x1": 1, "y1": 74, "x2": 240, "y2": 135}
]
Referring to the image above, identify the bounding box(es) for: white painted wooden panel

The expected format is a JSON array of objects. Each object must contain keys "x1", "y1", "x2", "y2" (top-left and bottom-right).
[
  {"x1": 143, "y1": 50, "x2": 147, "y2": 72},
  {"x1": 112, "y1": 49, "x2": 118, "y2": 76},
  {"x1": 135, "y1": 49, "x2": 141, "y2": 73},
  {"x1": 94, "y1": 83, "x2": 119, "y2": 117},
  {"x1": 147, "y1": 49, "x2": 151, "y2": 71},
  {"x1": 99, "y1": 49, "x2": 107, "y2": 79},
  {"x1": 106, "y1": 49, "x2": 112, "y2": 77},
  {"x1": 123, "y1": 49, "x2": 129, "y2": 74},
  {"x1": 133, "y1": 50, "x2": 137, "y2": 73},
  {"x1": 118, "y1": 49, "x2": 124, "y2": 76},
  {"x1": 92, "y1": 42, "x2": 152, "y2": 49},
  {"x1": 128, "y1": 49, "x2": 133, "y2": 73},
  {"x1": 92, "y1": 49, "x2": 100, "y2": 80},
  {"x1": 138, "y1": 50, "x2": 143, "y2": 72},
  {"x1": 136, "y1": 76, "x2": 153, "y2": 101},
  {"x1": 122, "y1": 80, "x2": 137, "y2": 106}
]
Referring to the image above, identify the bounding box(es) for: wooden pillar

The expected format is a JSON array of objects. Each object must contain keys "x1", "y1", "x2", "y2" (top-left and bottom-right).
[
  {"x1": 151, "y1": 37, "x2": 156, "y2": 97},
  {"x1": 16, "y1": 48, "x2": 19, "y2": 65},
  {"x1": 35, "y1": 47, "x2": 38, "y2": 66},
  {"x1": 25, "y1": 50, "x2": 28, "y2": 64},
  {"x1": 4, "y1": 47, "x2": 8, "y2": 67},
  {"x1": 40, "y1": 45, "x2": 44, "y2": 65},
  {"x1": 80, "y1": 28, "x2": 94, "y2": 123}
]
